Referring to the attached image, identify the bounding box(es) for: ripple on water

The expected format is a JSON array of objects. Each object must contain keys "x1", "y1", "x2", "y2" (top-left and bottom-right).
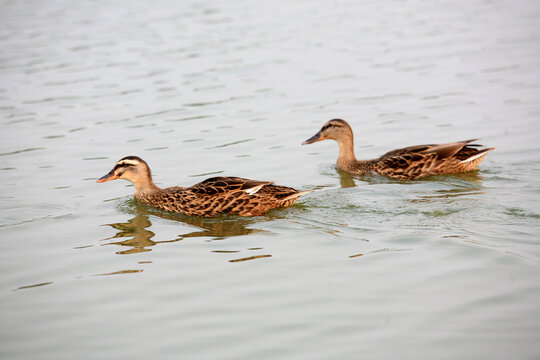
[
  {"x1": 15, "y1": 282, "x2": 54, "y2": 291},
  {"x1": 209, "y1": 138, "x2": 255, "y2": 149},
  {"x1": 505, "y1": 208, "x2": 540, "y2": 219},
  {"x1": 0, "y1": 147, "x2": 45, "y2": 156}
]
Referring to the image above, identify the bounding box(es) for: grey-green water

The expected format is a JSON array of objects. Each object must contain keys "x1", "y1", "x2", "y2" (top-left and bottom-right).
[{"x1": 1, "y1": 0, "x2": 540, "y2": 359}]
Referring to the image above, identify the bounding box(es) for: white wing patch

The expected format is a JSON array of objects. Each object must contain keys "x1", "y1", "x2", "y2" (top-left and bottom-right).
[{"x1": 244, "y1": 184, "x2": 266, "y2": 195}]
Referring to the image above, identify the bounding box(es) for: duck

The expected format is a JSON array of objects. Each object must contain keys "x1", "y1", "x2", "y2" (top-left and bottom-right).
[
  {"x1": 97, "y1": 156, "x2": 310, "y2": 217},
  {"x1": 302, "y1": 119, "x2": 495, "y2": 180}
]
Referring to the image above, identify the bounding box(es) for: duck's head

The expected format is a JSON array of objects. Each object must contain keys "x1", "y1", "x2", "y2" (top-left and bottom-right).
[
  {"x1": 97, "y1": 156, "x2": 152, "y2": 185},
  {"x1": 302, "y1": 119, "x2": 353, "y2": 145}
]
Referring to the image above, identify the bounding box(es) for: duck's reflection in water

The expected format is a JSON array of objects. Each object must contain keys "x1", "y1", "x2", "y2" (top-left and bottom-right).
[
  {"x1": 138, "y1": 204, "x2": 269, "y2": 239},
  {"x1": 102, "y1": 215, "x2": 174, "y2": 255},
  {"x1": 336, "y1": 167, "x2": 484, "y2": 190},
  {"x1": 335, "y1": 168, "x2": 412, "y2": 187},
  {"x1": 337, "y1": 169, "x2": 357, "y2": 188},
  {"x1": 102, "y1": 203, "x2": 269, "y2": 255}
]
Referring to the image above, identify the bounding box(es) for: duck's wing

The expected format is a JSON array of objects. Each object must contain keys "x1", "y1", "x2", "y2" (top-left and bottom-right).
[
  {"x1": 376, "y1": 152, "x2": 440, "y2": 180},
  {"x1": 188, "y1": 176, "x2": 273, "y2": 196},
  {"x1": 380, "y1": 139, "x2": 479, "y2": 158},
  {"x1": 380, "y1": 144, "x2": 435, "y2": 158}
]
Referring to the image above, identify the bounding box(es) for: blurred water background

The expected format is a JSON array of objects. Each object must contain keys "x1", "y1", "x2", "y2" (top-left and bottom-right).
[{"x1": 1, "y1": 0, "x2": 540, "y2": 359}]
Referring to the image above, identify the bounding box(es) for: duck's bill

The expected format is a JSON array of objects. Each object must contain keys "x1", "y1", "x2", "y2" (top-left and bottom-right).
[
  {"x1": 302, "y1": 131, "x2": 326, "y2": 145},
  {"x1": 97, "y1": 171, "x2": 118, "y2": 183}
]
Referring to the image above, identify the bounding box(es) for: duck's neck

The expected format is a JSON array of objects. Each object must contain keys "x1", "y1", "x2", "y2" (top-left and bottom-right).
[
  {"x1": 336, "y1": 137, "x2": 377, "y2": 174},
  {"x1": 133, "y1": 175, "x2": 160, "y2": 196},
  {"x1": 336, "y1": 136, "x2": 358, "y2": 169}
]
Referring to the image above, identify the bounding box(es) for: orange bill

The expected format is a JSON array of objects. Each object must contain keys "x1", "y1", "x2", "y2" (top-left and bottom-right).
[{"x1": 97, "y1": 172, "x2": 119, "y2": 183}]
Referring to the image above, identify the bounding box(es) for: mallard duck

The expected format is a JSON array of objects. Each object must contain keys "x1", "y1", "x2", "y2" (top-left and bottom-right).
[
  {"x1": 97, "y1": 156, "x2": 309, "y2": 217},
  {"x1": 302, "y1": 119, "x2": 495, "y2": 180}
]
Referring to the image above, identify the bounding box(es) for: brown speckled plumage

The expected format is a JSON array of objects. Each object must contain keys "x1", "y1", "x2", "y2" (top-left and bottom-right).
[
  {"x1": 303, "y1": 119, "x2": 495, "y2": 180},
  {"x1": 97, "y1": 156, "x2": 309, "y2": 217}
]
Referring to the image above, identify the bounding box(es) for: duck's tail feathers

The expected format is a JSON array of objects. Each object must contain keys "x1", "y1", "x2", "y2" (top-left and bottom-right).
[
  {"x1": 461, "y1": 147, "x2": 496, "y2": 163},
  {"x1": 282, "y1": 190, "x2": 313, "y2": 201}
]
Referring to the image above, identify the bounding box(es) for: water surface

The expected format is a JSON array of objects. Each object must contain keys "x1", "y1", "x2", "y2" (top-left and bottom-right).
[{"x1": 1, "y1": 0, "x2": 540, "y2": 359}]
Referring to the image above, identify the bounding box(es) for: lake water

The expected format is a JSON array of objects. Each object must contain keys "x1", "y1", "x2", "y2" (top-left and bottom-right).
[{"x1": 1, "y1": 0, "x2": 540, "y2": 359}]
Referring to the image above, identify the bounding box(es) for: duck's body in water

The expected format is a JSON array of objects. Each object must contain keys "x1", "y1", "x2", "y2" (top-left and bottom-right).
[
  {"x1": 97, "y1": 156, "x2": 310, "y2": 217},
  {"x1": 302, "y1": 119, "x2": 495, "y2": 180}
]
